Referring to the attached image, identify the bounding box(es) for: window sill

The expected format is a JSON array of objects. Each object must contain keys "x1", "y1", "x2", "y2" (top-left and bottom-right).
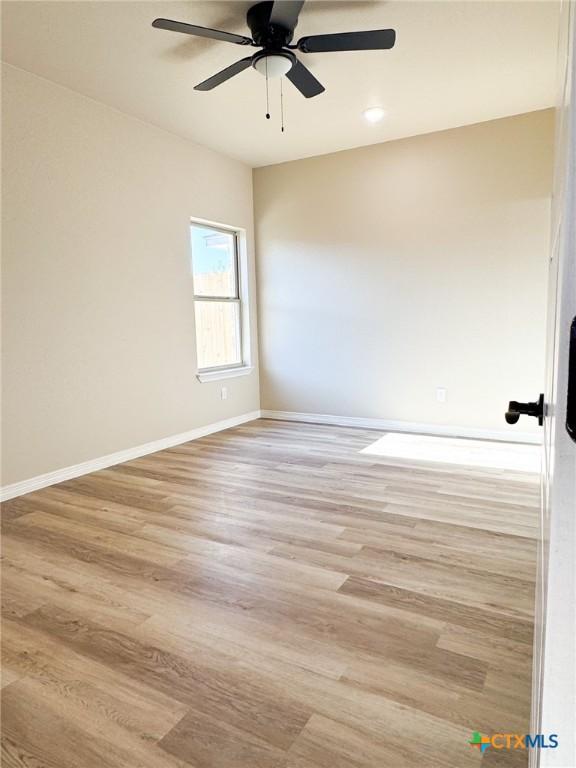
[{"x1": 196, "y1": 366, "x2": 254, "y2": 383}]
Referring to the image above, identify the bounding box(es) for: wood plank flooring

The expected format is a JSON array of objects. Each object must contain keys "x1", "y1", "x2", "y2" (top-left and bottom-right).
[{"x1": 1, "y1": 418, "x2": 540, "y2": 768}]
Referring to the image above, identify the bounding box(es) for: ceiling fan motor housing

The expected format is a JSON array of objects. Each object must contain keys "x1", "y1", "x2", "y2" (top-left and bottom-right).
[{"x1": 247, "y1": 1, "x2": 296, "y2": 48}]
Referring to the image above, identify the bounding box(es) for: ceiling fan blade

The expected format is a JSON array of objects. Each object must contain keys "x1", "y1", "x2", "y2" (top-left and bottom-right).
[
  {"x1": 152, "y1": 18, "x2": 253, "y2": 46},
  {"x1": 269, "y1": 1, "x2": 305, "y2": 30},
  {"x1": 298, "y1": 29, "x2": 396, "y2": 53},
  {"x1": 194, "y1": 57, "x2": 253, "y2": 91},
  {"x1": 286, "y1": 58, "x2": 325, "y2": 98}
]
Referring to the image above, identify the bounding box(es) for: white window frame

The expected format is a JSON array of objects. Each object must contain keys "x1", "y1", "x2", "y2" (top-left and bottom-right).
[{"x1": 190, "y1": 218, "x2": 253, "y2": 383}]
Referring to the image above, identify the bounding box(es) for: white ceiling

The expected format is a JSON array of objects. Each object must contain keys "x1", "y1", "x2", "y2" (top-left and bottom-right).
[{"x1": 2, "y1": 1, "x2": 560, "y2": 167}]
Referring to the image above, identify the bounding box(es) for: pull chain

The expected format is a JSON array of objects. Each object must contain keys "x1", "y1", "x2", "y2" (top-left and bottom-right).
[
  {"x1": 280, "y1": 76, "x2": 285, "y2": 133},
  {"x1": 265, "y1": 58, "x2": 270, "y2": 119}
]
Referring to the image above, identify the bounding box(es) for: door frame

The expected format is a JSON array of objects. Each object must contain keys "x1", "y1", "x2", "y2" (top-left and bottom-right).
[{"x1": 530, "y1": 2, "x2": 576, "y2": 766}]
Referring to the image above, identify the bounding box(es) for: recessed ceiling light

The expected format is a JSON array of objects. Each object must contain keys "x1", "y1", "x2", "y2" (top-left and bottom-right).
[{"x1": 363, "y1": 107, "x2": 386, "y2": 124}]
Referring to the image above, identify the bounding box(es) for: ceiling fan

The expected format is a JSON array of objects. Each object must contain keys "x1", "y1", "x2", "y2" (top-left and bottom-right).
[{"x1": 152, "y1": 1, "x2": 396, "y2": 98}]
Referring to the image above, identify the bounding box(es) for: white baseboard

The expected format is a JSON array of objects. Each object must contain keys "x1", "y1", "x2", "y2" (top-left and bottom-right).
[
  {"x1": 0, "y1": 410, "x2": 262, "y2": 502},
  {"x1": 260, "y1": 410, "x2": 542, "y2": 445},
  {"x1": 1, "y1": 407, "x2": 540, "y2": 502}
]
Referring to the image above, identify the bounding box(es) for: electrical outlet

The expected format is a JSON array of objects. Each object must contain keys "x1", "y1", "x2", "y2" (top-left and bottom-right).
[
  {"x1": 221, "y1": 386, "x2": 228, "y2": 401},
  {"x1": 436, "y1": 387, "x2": 447, "y2": 403}
]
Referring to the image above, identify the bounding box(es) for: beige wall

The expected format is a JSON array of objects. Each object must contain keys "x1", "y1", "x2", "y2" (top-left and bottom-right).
[
  {"x1": 1, "y1": 66, "x2": 554, "y2": 488},
  {"x1": 1, "y1": 64, "x2": 259, "y2": 486},
  {"x1": 254, "y1": 110, "x2": 554, "y2": 436}
]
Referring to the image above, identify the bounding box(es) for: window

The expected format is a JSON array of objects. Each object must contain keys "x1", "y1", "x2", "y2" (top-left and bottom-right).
[{"x1": 191, "y1": 222, "x2": 245, "y2": 374}]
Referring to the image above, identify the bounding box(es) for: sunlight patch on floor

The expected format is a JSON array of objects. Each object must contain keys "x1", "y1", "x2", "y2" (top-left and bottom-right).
[{"x1": 361, "y1": 432, "x2": 541, "y2": 472}]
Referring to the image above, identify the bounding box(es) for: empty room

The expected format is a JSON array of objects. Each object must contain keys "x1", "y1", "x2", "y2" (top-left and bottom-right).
[{"x1": 1, "y1": 1, "x2": 575, "y2": 767}]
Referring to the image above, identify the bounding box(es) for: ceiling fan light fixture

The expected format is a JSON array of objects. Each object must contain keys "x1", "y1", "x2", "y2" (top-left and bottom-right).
[
  {"x1": 253, "y1": 53, "x2": 294, "y2": 78},
  {"x1": 363, "y1": 106, "x2": 386, "y2": 123}
]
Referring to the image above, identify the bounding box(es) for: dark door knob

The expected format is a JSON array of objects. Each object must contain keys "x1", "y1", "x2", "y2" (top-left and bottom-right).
[{"x1": 505, "y1": 394, "x2": 544, "y2": 426}]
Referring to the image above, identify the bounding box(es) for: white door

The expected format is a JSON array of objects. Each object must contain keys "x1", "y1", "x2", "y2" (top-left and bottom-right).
[{"x1": 531, "y1": 2, "x2": 576, "y2": 766}]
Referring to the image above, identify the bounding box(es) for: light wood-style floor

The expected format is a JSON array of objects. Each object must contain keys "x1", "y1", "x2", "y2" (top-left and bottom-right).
[{"x1": 1, "y1": 419, "x2": 539, "y2": 768}]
